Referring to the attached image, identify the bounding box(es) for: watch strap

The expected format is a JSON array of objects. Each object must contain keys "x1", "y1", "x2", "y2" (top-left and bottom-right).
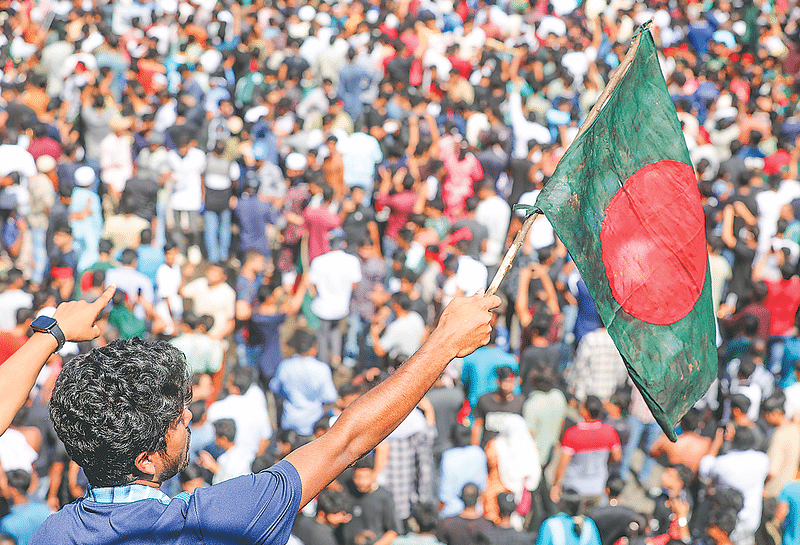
[
  {"x1": 32, "y1": 317, "x2": 66, "y2": 351},
  {"x1": 49, "y1": 321, "x2": 66, "y2": 351}
]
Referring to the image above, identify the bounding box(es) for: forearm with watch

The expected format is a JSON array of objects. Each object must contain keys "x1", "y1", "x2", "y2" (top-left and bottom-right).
[{"x1": 0, "y1": 286, "x2": 116, "y2": 435}]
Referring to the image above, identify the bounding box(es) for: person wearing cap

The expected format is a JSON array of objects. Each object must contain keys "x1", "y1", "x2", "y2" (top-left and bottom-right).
[
  {"x1": 27, "y1": 156, "x2": 57, "y2": 285},
  {"x1": 100, "y1": 115, "x2": 134, "y2": 203},
  {"x1": 308, "y1": 229, "x2": 362, "y2": 366},
  {"x1": 68, "y1": 165, "x2": 103, "y2": 272}
]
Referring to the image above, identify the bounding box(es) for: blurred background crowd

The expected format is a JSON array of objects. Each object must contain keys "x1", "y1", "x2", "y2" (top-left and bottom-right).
[{"x1": 1, "y1": 0, "x2": 800, "y2": 544}]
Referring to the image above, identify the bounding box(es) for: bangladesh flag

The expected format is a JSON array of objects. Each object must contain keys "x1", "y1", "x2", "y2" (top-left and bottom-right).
[{"x1": 534, "y1": 28, "x2": 717, "y2": 440}]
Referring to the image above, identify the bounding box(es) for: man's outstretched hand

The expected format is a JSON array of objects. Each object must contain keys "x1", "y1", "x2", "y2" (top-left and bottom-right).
[
  {"x1": 52, "y1": 285, "x2": 116, "y2": 342},
  {"x1": 436, "y1": 293, "x2": 501, "y2": 358}
]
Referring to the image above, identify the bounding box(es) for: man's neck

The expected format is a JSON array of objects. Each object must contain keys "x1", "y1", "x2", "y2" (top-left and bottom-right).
[
  {"x1": 494, "y1": 391, "x2": 512, "y2": 402},
  {"x1": 460, "y1": 508, "x2": 481, "y2": 519},
  {"x1": 132, "y1": 479, "x2": 162, "y2": 489}
]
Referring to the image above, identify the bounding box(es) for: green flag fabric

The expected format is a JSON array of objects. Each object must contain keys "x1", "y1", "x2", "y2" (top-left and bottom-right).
[{"x1": 534, "y1": 28, "x2": 717, "y2": 440}]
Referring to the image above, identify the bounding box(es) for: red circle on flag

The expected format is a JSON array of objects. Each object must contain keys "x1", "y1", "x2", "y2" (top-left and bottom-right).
[{"x1": 600, "y1": 160, "x2": 706, "y2": 325}]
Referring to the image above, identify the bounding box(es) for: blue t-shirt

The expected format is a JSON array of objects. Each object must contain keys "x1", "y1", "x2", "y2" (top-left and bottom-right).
[
  {"x1": 234, "y1": 196, "x2": 280, "y2": 257},
  {"x1": 0, "y1": 501, "x2": 53, "y2": 545},
  {"x1": 535, "y1": 514, "x2": 601, "y2": 545},
  {"x1": 30, "y1": 460, "x2": 302, "y2": 545},
  {"x1": 461, "y1": 346, "x2": 520, "y2": 410},
  {"x1": 780, "y1": 481, "x2": 800, "y2": 544}
]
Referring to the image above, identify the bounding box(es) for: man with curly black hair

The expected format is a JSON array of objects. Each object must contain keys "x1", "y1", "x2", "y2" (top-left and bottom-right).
[{"x1": 29, "y1": 292, "x2": 500, "y2": 544}]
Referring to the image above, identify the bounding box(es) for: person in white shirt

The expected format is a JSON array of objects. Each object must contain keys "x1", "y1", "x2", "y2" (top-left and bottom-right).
[
  {"x1": 371, "y1": 292, "x2": 426, "y2": 368},
  {"x1": 699, "y1": 426, "x2": 769, "y2": 545},
  {"x1": 205, "y1": 367, "x2": 272, "y2": 460},
  {"x1": 508, "y1": 80, "x2": 552, "y2": 159},
  {"x1": 181, "y1": 262, "x2": 236, "y2": 342},
  {"x1": 308, "y1": 235, "x2": 362, "y2": 365},
  {"x1": 167, "y1": 134, "x2": 207, "y2": 254},
  {"x1": 450, "y1": 239, "x2": 488, "y2": 297},
  {"x1": 197, "y1": 418, "x2": 253, "y2": 484},
  {"x1": 154, "y1": 243, "x2": 183, "y2": 336},
  {"x1": 474, "y1": 183, "x2": 511, "y2": 268},
  {"x1": 100, "y1": 115, "x2": 134, "y2": 202},
  {"x1": 0, "y1": 269, "x2": 33, "y2": 332}
]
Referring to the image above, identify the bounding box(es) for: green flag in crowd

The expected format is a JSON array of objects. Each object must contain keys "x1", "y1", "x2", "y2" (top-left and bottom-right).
[{"x1": 534, "y1": 27, "x2": 717, "y2": 440}]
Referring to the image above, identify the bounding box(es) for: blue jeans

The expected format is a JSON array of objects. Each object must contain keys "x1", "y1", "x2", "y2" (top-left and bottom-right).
[
  {"x1": 31, "y1": 227, "x2": 47, "y2": 285},
  {"x1": 204, "y1": 209, "x2": 231, "y2": 263},
  {"x1": 619, "y1": 415, "x2": 661, "y2": 484},
  {"x1": 345, "y1": 313, "x2": 375, "y2": 370}
]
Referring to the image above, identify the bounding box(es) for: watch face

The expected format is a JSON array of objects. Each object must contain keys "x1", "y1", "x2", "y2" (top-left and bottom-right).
[{"x1": 31, "y1": 315, "x2": 57, "y2": 330}]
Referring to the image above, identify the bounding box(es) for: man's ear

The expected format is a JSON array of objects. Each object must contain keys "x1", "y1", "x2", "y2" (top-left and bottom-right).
[{"x1": 133, "y1": 451, "x2": 158, "y2": 480}]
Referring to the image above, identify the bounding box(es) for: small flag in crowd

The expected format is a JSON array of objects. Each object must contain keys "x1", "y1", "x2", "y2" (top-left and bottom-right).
[{"x1": 535, "y1": 26, "x2": 717, "y2": 440}]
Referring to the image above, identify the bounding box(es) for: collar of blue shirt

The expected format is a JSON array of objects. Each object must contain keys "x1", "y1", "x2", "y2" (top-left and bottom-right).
[{"x1": 84, "y1": 484, "x2": 174, "y2": 506}]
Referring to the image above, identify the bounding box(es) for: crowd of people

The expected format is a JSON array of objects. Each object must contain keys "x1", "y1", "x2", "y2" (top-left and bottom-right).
[{"x1": 2, "y1": 0, "x2": 800, "y2": 544}]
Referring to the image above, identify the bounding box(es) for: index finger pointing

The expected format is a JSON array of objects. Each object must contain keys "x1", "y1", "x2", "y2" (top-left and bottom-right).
[{"x1": 93, "y1": 284, "x2": 116, "y2": 312}]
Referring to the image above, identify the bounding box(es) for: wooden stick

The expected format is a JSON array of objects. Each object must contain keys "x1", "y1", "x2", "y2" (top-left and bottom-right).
[
  {"x1": 486, "y1": 212, "x2": 538, "y2": 296},
  {"x1": 485, "y1": 27, "x2": 649, "y2": 297}
]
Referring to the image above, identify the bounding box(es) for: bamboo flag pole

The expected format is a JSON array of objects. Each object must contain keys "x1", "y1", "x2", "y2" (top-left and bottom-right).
[{"x1": 486, "y1": 24, "x2": 650, "y2": 297}]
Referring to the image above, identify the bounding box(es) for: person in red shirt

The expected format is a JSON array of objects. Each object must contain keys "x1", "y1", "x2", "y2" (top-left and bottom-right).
[
  {"x1": 551, "y1": 396, "x2": 621, "y2": 513},
  {"x1": 376, "y1": 166, "x2": 420, "y2": 257},
  {"x1": 302, "y1": 185, "x2": 342, "y2": 264},
  {"x1": 754, "y1": 259, "x2": 800, "y2": 373}
]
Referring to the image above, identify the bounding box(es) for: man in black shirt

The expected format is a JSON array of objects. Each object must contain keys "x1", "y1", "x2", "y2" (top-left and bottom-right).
[
  {"x1": 471, "y1": 366, "x2": 525, "y2": 447},
  {"x1": 437, "y1": 483, "x2": 495, "y2": 545},
  {"x1": 588, "y1": 475, "x2": 646, "y2": 545},
  {"x1": 477, "y1": 493, "x2": 535, "y2": 545},
  {"x1": 292, "y1": 488, "x2": 351, "y2": 545},
  {"x1": 340, "y1": 456, "x2": 398, "y2": 545}
]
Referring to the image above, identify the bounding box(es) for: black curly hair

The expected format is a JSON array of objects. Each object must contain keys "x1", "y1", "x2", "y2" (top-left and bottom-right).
[{"x1": 50, "y1": 338, "x2": 191, "y2": 487}]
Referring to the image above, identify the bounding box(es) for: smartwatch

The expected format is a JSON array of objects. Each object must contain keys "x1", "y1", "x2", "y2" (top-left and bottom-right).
[{"x1": 31, "y1": 315, "x2": 66, "y2": 352}]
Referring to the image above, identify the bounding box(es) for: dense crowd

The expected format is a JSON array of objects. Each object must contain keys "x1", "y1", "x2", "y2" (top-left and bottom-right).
[{"x1": 1, "y1": 0, "x2": 800, "y2": 544}]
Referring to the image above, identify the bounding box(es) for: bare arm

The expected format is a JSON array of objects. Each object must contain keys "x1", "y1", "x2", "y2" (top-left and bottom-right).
[
  {"x1": 0, "y1": 285, "x2": 116, "y2": 435},
  {"x1": 515, "y1": 265, "x2": 534, "y2": 328},
  {"x1": 236, "y1": 299, "x2": 253, "y2": 321},
  {"x1": 775, "y1": 501, "x2": 790, "y2": 525},
  {"x1": 471, "y1": 417, "x2": 484, "y2": 446},
  {"x1": 550, "y1": 448, "x2": 573, "y2": 503},
  {"x1": 752, "y1": 253, "x2": 769, "y2": 282},
  {"x1": 426, "y1": 113, "x2": 440, "y2": 159},
  {"x1": 279, "y1": 275, "x2": 308, "y2": 315},
  {"x1": 285, "y1": 293, "x2": 500, "y2": 507},
  {"x1": 721, "y1": 205, "x2": 737, "y2": 249}
]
